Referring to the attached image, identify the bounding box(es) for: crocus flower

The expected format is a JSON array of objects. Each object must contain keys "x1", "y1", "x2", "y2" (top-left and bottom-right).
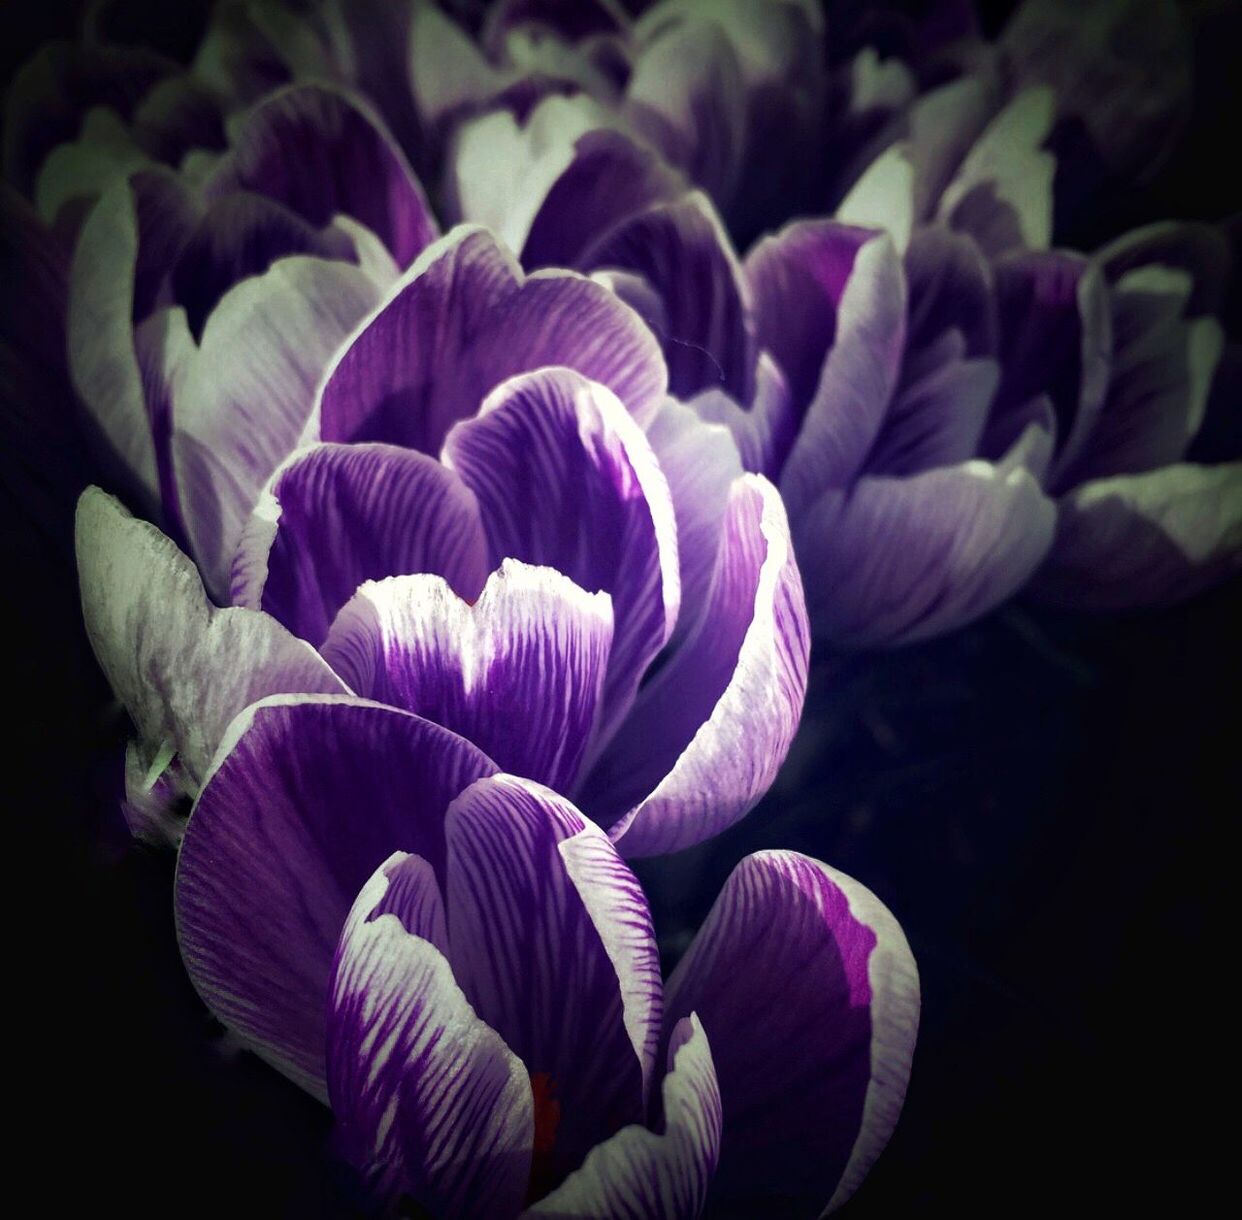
[
  {"x1": 76, "y1": 320, "x2": 809, "y2": 857},
  {"x1": 173, "y1": 696, "x2": 919, "y2": 1216}
]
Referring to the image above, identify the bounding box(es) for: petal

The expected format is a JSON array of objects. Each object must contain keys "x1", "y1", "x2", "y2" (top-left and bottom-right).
[
  {"x1": 170, "y1": 191, "x2": 354, "y2": 339},
  {"x1": 992, "y1": 250, "x2": 1112, "y2": 486},
  {"x1": 3, "y1": 40, "x2": 174, "y2": 195},
  {"x1": 521, "y1": 127, "x2": 685, "y2": 270},
  {"x1": 67, "y1": 176, "x2": 165, "y2": 508},
  {"x1": 622, "y1": 18, "x2": 745, "y2": 205},
  {"x1": 1062, "y1": 268, "x2": 1223, "y2": 484},
  {"x1": 690, "y1": 351, "x2": 797, "y2": 480},
  {"x1": 777, "y1": 233, "x2": 908, "y2": 518},
  {"x1": 1033, "y1": 463, "x2": 1242, "y2": 610},
  {"x1": 903, "y1": 224, "x2": 996, "y2": 362},
  {"x1": 175, "y1": 695, "x2": 497, "y2": 1099},
  {"x1": 866, "y1": 355, "x2": 999, "y2": 478},
  {"x1": 743, "y1": 217, "x2": 873, "y2": 412},
  {"x1": 327, "y1": 854, "x2": 532, "y2": 1217},
  {"x1": 937, "y1": 86, "x2": 1055, "y2": 257},
  {"x1": 835, "y1": 144, "x2": 915, "y2": 255},
  {"x1": 795, "y1": 457, "x2": 1057, "y2": 647},
  {"x1": 315, "y1": 226, "x2": 668, "y2": 453},
  {"x1": 644, "y1": 398, "x2": 744, "y2": 645},
  {"x1": 171, "y1": 254, "x2": 381, "y2": 598},
  {"x1": 663, "y1": 851, "x2": 919, "y2": 1216},
  {"x1": 483, "y1": 0, "x2": 628, "y2": 50},
  {"x1": 1002, "y1": 0, "x2": 1191, "y2": 185},
  {"x1": 584, "y1": 476, "x2": 809, "y2": 857},
  {"x1": 445, "y1": 775, "x2": 663, "y2": 1188},
  {"x1": 523, "y1": 1015, "x2": 722, "y2": 1220},
  {"x1": 75, "y1": 488, "x2": 346, "y2": 789},
  {"x1": 232, "y1": 442, "x2": 489, "y2": 646},
  {"x1": 578, "y1": 192, "x2": 753, "y2": 401},
  {"x1": 322, "y1": 562, "x2": 614, "y2": 794},
  {"x1": 449, "y1": 94, "x2": 624, "y2": 259},
  {"x1": 206, "y1": 82, "x2": 437, "y2": 267},
  {"x1": 444, "y1": 367, "x2": 680, "y2": 751}
]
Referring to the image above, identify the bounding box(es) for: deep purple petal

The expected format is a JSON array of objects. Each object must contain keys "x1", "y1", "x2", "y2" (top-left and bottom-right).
[
  {"x1": 743, "y1": 218, "x2": 873, "y2": 413},
  {"x1": 316, "y1": 226, "x2": 668, "y2": 453},
  {"x1": 175, "y1": 696, "x2": 497, "y2": 1098},
  {"x1": 903, "y1": 224, "x2": 997, "y2": 362},
  {"x1": 1033, "y1": 463, "x2": 1242, "y2": 610},
  {"x1": 171, "y1": 254, "x2": 381, "y2": 598},
  {"x1": 584, "y1": 475, "x2": 808, "y2": 856},
  {"x1": 171, "y1": 191, "x2": 354, "y2": 339},
  {"x1": 445, "y1": 367, "x2": 679, "y2": 750},
  {"x1": 206, "y1": 82, "x2": 437, "y2": 266},
  {"x1": 663, "y1": 851, "x2": 919, "y2": 1216},
  {"x1": 327, "y1": 854, "x2": 532, "y2": 1217},
  {"x1": 578, "y1": 192, "x2": 754, "y2": 401},
  {"x1": 232, "y1": 442, "x2": 489, "y2": 646},
  {"x1": 75, "y1": 488, "x2": 347, "y2": 789},
  {"x1": 777, "y1": 233, "x2": 908, "y2": 517},
  {"x1": 521, "y1": 127, "x2": 685, "y2": 270},
  {"x1": 524, "y1": 1015, "x2": 721, "y2": 1220},
  {"x1": 444, "y1": 775, "x2": 663, "y2": 1187},
  {"x1": 795, "y1": 455, "x2": 1057, "y2": 647},
  {"x1": 991, "y1": 250, "x2": 1112, "y2": 489},
  {"x1": 322, "y1": 562, "x2": 613, "y2": 793}
]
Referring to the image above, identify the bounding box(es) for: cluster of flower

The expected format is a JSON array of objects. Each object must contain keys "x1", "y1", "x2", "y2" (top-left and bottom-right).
[{"x1": 2, "y1": 1, "x2": 1236, "y2": 1215}]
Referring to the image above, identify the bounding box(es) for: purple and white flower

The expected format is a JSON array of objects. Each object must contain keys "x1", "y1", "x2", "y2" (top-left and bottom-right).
[{"x1": 174, "y1": 704, "x2": 918, "y2": 1217}]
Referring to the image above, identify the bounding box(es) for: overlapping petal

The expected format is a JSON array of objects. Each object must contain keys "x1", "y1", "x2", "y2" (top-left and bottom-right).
[
  {"x1": 175, "y1": 695, "x2": 497, "y2": 1098},
  {"x1": 663, "y1": 851, "x2": 919, "y2": 1217},
  {"x1": 232, "y1": 442, "x2": 489, "y2": 646},
  {"x1": 322, "y1": 563, "x2": 613, "y2": 793}
]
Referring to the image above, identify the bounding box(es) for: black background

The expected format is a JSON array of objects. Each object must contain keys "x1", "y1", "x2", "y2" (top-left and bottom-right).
[{"x1": 5, "y1": 1, "x2": 1239, "y2": 1215}]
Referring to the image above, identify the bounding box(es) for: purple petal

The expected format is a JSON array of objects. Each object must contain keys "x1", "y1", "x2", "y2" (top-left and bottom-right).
[
  {"x1": 524, "y1": 1015, "x2": 721, "y2": 1220},
  {"x1": 795, "y1": 456, "x2": 1057, "y2": 647},
  {"x1": 776, "y1": 233, "x2": 908, "y2": 518},
  {"x1": 171, "y1": 253, "x2": 381, "y2": 598},
  {"x1": 1094, "y1": 221, "x2": 1231, "y2": 318},
  {"x1": 663, "y1": 851, "x2": 919, "y2": 1216},
  {"x1": 170, "y1": 191, "x2": 354, "y2": 339},
  {"x1": 937, "y1": 87, "x2": 1055, "y2": 257},
  {"x1": 75, "y1": 488, "x2": 347, "y2": 789},
  {"x1": 315, "y1": 226, "x2": 668, "y2": 453},
  {"x1": 206, "y1": 82, "x2": 437, "y2": 267},
  {"x1": 644, "y1": 399, "x2": 744, "y2": 646},
  {"x1": 232, "y1": 442, "x2": 489, "y2": 647},
  {"x1": 444, "y1": 775, "x2": 663, "y2": 1188},
  {"x1": 483, "y1": 0, "x2": 628, "y2": 51},
  {"x1": 584, "y1": 476, "x2": 809, "y2": 858},
  {"x1": 521, "y1": 127, "x2": 685, "y2": 270},
  {"x1": 1033, "y1": 463, "x2": 1242, "y2": 610},
  {"x1": 175, "y1": 696, "x2": 497, "y2": 1098},
  {"x1": 322, "y1": 562, "x2": 614, "y2": 794},
  {"x1": 691, "y1": 351, "x2": 797, "y2": 480},
  {"x1": 129, "y1": 73, "x2": 227, "y2": 165},
  {"x1": 445, "y1": 367, "x2": 679, "y2": 750},
  {"x1": 866, "y1": 354, "x2": 999, "y2": 478},
  {"x1": 1060, "y1": 268, "x2": 1223, "y2": 485},
  {"x1": 327, "y1": 854, "x2": 532, "y2": 1217},
  {"x1": 743, "y1": 218, "x2": 874, "y2": 413},
  {"x1": 903, "y1": 224, "x2": 996, "y2": 362},
  {"x1": 623, "y1": 19, "x2": 745, "y2": 205},
  {"x1": 578, "y1": 192, "x2": 754, "y2": 401},
  {"x1": 991, "y1": 250, "x2": 1112, "y2": 488}
]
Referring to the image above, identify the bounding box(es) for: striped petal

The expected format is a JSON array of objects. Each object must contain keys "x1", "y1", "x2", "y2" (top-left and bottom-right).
[
  {"x1": 663, "y1": 851, "x2": 919, "y2": 1216},
  {"x1": 322, "y1": 562, "x2": 614, "y2": 793}
]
